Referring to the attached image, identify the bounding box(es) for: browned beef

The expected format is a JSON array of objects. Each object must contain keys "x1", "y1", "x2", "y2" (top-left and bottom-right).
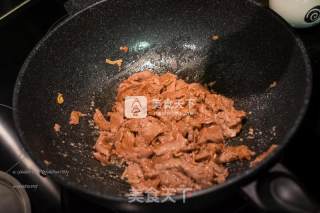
[
  {"x1": 93, "y1": 109, "x2": 110, "y2": 130},
  {"x1": 219, "y1": 145, "x2": 255, "y2": 163},
  {"x1": 92, "y1": 70, "x2": 252, "y2": 196},
  {"x1": 250, "y1": 144, "x2": 278, "y2": 167},
  {"x1": 69, "y1": 111, "x2": 85, "y2": 125}
]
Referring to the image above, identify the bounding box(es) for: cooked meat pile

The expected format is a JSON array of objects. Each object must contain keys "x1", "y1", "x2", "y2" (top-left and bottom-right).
[{"x1": 93, "y1": 70, "x2": 255, "y2": 195}]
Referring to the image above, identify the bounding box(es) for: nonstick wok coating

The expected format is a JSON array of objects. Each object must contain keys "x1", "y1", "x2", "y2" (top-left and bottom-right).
[{"x1": 13, "y1": 0, "x2": 311, "y2": 205}]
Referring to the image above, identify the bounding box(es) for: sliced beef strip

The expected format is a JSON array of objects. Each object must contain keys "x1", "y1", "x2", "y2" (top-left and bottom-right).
[
  {"x1": 93, "y1": 109, "x2": 110, "y2": 131},
  {"x1": 250, "y1": 144, "x2": 278, "y2": 167},
  {"x1": 158, "y1": 169, "x2": 201, "y2": 191},
  {"x1": 121, "y1": 162, "x2": 144, "y2": 184},
  {"x1": 198, "y1": 125, "x2": 224, "y2": 144},
  {"x1": 69, "y1": 111, "x2": 86, "y2": 125},
  {"x1": 153, "y1": 133, "x2": 187, "y2": 156},
  {"x1": 219, "y1": 145, "x2": 255, "y2": 163}
]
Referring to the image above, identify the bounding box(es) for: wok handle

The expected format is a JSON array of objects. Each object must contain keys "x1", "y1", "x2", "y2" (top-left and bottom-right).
[
  {"x1": 0, "y1": 105, "x2": 61, "y2": 213},
  {"x1": 242, "y1": 163, "x2": 319, "y2": 213}
]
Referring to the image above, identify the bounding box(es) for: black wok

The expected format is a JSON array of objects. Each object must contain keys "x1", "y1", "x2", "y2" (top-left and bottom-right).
[{"x1": 12, "y1": 0, "x2": 313, "y2": 212}]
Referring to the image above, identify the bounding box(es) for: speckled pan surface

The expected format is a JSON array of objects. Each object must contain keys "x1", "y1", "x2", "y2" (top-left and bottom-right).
[{"x1": 13, "y1": 0, "x2": 311, "y2": 206}]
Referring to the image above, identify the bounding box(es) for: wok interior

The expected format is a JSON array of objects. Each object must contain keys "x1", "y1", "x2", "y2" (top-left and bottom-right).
[{"x1": 14, "y1": 0, "x2": 309, "y2": 198}]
